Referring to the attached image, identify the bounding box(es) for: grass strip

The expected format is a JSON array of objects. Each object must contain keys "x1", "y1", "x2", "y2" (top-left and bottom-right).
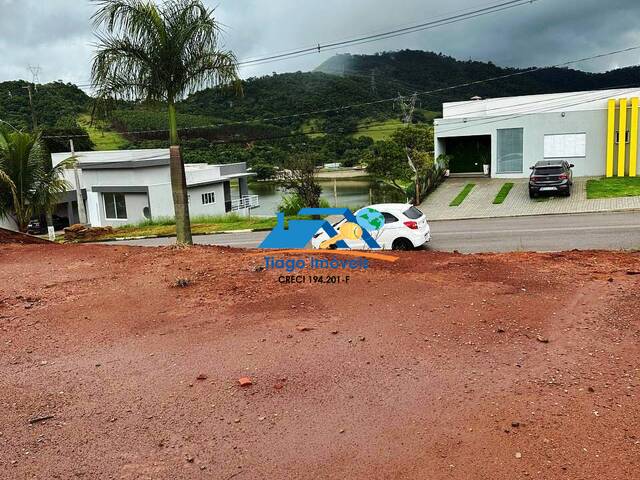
[
  {"x1": 586, "y1": 177, "x2": 640, "y2": 199},
  {"x1": 492, "y1": 182, "x2": 514, "y2": 204},
  {"x1": 449, "y1": 183, "x2": 476, "y2": 207}
]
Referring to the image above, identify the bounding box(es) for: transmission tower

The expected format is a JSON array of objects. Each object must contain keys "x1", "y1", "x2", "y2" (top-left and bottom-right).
[
  {"x1": 23, "y1": 65, "x2": 41, "y2": 130},
  {"x1": 28, "y1": 65, "x2": 42, "y2": 90},
  {"x1": 396, "y1": 92, "x2": 417, "y2": 125}
]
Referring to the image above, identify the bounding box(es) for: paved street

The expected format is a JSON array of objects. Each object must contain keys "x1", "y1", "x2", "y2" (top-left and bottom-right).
[
  {"x1": 105, "y1": 211, "x2": 640, "y2": 253},
  {"x1": 420, "y1": 177, "x2": 640, "y2": 220}
]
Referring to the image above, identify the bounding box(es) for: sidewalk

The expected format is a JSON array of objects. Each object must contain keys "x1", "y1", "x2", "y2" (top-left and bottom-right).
[{"x1": 420, "y1": 177, "x2": 640, "y2": 220}]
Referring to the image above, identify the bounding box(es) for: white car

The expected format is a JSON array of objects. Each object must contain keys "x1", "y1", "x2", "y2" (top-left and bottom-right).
[{"x1": 311, "y1": 203, "x2": 431, "y2": 251}]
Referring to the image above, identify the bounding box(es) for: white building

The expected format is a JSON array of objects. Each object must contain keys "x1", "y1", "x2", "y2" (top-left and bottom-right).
[
  {"x1": 50, "y1": 149, "x2": 258, "y2": 227},
  {"x1": 434, "y1": 87, "x2": 640, "y2": 179}
]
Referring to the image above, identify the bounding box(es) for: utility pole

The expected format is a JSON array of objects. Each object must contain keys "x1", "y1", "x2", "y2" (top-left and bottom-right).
[
  {"x1": 22, "y1": 84, "x2": 37, "y2": 131},
  {"x1": 370, "y1": 70, "x2": 377, "y2": 96},
  {"x1": 396, "y1": 92, "x2": 420, "y2": 204},
  {"x1": 70, "y1": 140, "x2": 88, "y2": 225}
]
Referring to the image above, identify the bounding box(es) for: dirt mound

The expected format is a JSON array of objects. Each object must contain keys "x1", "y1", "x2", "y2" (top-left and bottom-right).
[
  {"x1": 1, "y1": 244, "x2": 639, "y2": 479},
  {"x1": 63, "y1": 224, "x2": 114, "y2": 241},
  {"x1": 0, "y1": 227, "x2": 51, "y2": 244}
]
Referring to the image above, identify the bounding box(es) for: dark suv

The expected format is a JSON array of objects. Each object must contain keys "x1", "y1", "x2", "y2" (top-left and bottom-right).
[
  {"x1": 27, "y1": 215, "x2": 70, "y2": 235},
  {"x1": 529, "y1": 160, "x2": 574, "y2": 198}
]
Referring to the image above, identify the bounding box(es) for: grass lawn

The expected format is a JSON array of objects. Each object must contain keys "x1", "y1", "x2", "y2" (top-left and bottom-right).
[
  {"x1": 301, "y1": 118, "x2": 326, "y2": 139},
  {"x1": 493, "y1": 182, "x2": 514, "y2": 204},
  {"x1": 586, "y1": 177, "x2": 640, "y2": 199},
  {"x1": 449, "y1": 183, "x2": 476, "y2": 207},
  {"x1": 67, "y1": 214, "x2": 280, "y2": 242},
  {"x1": 78, "y1": 114, "x2": 129, "y2": 151},
  {"x1": 352, "y1": 119, "x2": 404, "y2": 141}
]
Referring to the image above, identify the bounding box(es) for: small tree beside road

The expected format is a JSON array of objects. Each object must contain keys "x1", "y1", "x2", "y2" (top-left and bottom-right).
[{"x1": 365, "y1": 125, "x2": 447, "y2": 204}]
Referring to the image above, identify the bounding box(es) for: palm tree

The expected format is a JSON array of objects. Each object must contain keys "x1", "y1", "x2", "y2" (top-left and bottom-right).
[
  {"x1": 91, "y1": 0, "x2": 241, "y2": 245},
  {"x1": 0, "y1": 127, "x2": 70, "y2": 232}
]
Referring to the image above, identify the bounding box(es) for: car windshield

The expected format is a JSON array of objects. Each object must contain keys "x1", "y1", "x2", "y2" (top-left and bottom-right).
[
  {"x1": 403, "y1": 206, "x2": 424, "y2": 219},
  {"x1": 534, "y1": 166, "x2": 563, "y2": 175}
]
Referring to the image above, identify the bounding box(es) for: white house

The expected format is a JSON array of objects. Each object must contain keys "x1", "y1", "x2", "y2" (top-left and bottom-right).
[
  {"x1": 434, "y1": 87, "x2": 640, "y2": 178},
  {"x1": 50, "y1": 148, "x2": 258, "y2": 227}
]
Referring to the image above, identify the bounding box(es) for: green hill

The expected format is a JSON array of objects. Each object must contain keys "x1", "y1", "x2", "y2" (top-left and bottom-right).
[
  {"x1": 0, "y1": 80, "x2": 90, "y2": 129},
  {"x1": 2, "y1": 49, "x2": 640, "y2": 163},
  {"x1": 315, "y1": 50, "x2": 640, "y2": 111}
]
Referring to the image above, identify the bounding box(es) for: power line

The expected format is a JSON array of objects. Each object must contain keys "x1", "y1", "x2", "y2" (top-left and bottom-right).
[
  {"x1": 40, "y1": 84, "x2": 640, "y2": 149},
  {"x1": 41, "y1": 45, "x2": 640, "y2": 140},
  {"x1": 238, "y1": 0, "x2": 537, "y2": 67},
  {"x1": 238, "y1": 0, "x2": 526, "y2": 65}
]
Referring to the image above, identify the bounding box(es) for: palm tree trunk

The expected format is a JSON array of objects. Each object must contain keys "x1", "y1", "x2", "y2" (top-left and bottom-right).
[{"x1": 167, "y1": 101, "x2": 193, "y2": 245}]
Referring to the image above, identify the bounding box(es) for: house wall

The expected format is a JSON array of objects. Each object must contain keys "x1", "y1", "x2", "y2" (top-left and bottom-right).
[
  {"x1": 187, "y1": 183, "x2": 227, "y2": 217},
  {"x1": 82, "y1": 165, "x2": 172, "y2": 224},
  {"x1": 435, "y1": 108, "x2": 615, "y2": 178},
  {"x1": 98, "y1": 192, "x2": 150, "y2": 227}
]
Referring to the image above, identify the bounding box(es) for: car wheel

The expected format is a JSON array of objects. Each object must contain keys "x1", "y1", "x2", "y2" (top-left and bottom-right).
[
  {"x1": 529, "y1": 189, "x2": 537, "y2": 199},
  {"x1": 392, "y1": 238, "x2": 413, "y2": 251}
]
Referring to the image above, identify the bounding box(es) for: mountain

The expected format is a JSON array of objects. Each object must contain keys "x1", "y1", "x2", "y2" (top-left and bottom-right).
[
  {"x1": 177, "y1": 49, "x2": 640, "y2": 129},
  {"x1": 315, "y1": 50, "x2": 640, "y2": 111}
]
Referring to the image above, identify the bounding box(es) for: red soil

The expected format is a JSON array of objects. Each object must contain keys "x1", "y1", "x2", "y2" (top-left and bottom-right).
[
  {"x1": 1, "y1": 244, "x2": 639, "y2": 479},
  {"x1": 0, "y1": 228, "x2": 50, "y2": 245}
]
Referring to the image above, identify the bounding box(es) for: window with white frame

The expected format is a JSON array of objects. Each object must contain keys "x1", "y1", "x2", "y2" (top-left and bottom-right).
[
  {"x1": 201, "y1": 192, "x2": 216, "y2": 205},
  {"x1": 103, "y1": 192, "x2": 127, "y2": 219}
]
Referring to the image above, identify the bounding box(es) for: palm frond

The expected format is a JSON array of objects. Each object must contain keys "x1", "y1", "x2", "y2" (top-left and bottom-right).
[{"x1": 91, "y1": 0, "x2": 240, "y2": 103}]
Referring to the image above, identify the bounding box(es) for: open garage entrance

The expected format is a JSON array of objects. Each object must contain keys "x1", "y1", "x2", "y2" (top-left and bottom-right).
[{"x1": 442, "y1": 135, "x2": 491, "y2": 175}]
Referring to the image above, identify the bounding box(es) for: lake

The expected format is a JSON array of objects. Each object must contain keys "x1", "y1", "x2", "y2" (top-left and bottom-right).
[{"x1": 232, "y1": 178, "x2": 406, "y2": 216}]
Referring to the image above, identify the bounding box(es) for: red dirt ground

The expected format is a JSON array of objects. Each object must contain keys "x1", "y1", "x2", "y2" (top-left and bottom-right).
[
  {"x1": 1, "y1": 243, "x2": 639, "y2": 479},
  {"x1": 0, "y1": 228, "x2": 50, "y2": 245}
]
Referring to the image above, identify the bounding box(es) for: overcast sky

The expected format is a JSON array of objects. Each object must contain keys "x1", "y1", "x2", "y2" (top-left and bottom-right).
[{"x1": 1, "y1": 0, "x2": 640, "y2": 89}]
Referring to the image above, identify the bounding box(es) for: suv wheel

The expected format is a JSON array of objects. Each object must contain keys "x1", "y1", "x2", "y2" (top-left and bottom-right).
[{"x1": 529, "y1": 189, "x2": 537, "y2": 199}]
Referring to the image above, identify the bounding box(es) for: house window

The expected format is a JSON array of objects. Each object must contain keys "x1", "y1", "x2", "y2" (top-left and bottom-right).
[
  {"x1": 497, "y1": 128, "x2": 523, "y2": 173},
  {"x1": 103, "y1": 192, "x2": 127, "y2": 219},
  {"x1": 202, "y1": 192, "x2": 216, "y2": 205}
]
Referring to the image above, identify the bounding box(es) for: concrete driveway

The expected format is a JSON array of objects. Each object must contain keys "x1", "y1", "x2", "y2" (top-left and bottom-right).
[{"x1": 420, "y1": 177, "x2": 640, "y2": 220}]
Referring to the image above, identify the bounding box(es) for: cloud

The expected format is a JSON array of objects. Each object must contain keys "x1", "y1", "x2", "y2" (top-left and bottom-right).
[{"x1": 1, "y1": 0, "x2": 639, "y2": 89}]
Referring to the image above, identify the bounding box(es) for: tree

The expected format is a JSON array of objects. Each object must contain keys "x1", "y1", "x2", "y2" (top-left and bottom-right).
[
  {"x1": 251, "y1": 161, "x2": 277, "y2": 181},
  {"x1": 0, "y1": 127, "x2": 70, "y2": 232},
  {"x1": 365, "y1": 125, "x2": 445, "y2": 204},
  {"x1": 91, "y1": 0, "x2": 240, "y2": 244},
  {"x1": 279, "y1": 153, "x2": 322, "y2": 210}
]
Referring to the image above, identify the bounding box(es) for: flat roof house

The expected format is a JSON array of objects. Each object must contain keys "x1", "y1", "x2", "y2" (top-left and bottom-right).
[
  {"x1": 50, "y1": 149, "x2": 258, "y2": 227},
  {"x1": 434, "y1": 87, "x2": 640, "y2": 179}
]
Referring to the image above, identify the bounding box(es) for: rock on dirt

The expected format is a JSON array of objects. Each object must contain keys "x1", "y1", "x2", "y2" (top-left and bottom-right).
[{"x1": 238, "y1": 377, "x2": 252, "y2": 387}]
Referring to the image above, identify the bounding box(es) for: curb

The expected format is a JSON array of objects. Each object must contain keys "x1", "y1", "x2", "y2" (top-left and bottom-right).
[
  {"x1": 427, "y1": 207, "x2": 640, "y2": 223},
  {"x1": 67, "y1": 227, "x2": 275, "y2": 244}
]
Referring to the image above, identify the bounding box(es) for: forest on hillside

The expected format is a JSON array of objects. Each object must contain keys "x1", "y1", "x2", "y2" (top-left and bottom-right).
[{"x1": 2, "y1": 49, "x2": 639, "y2": 165}]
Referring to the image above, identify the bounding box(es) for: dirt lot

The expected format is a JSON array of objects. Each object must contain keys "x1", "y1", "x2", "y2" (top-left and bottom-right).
[{"x1": 1, "y1": 243, "x2": 639, "y2": 479}]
